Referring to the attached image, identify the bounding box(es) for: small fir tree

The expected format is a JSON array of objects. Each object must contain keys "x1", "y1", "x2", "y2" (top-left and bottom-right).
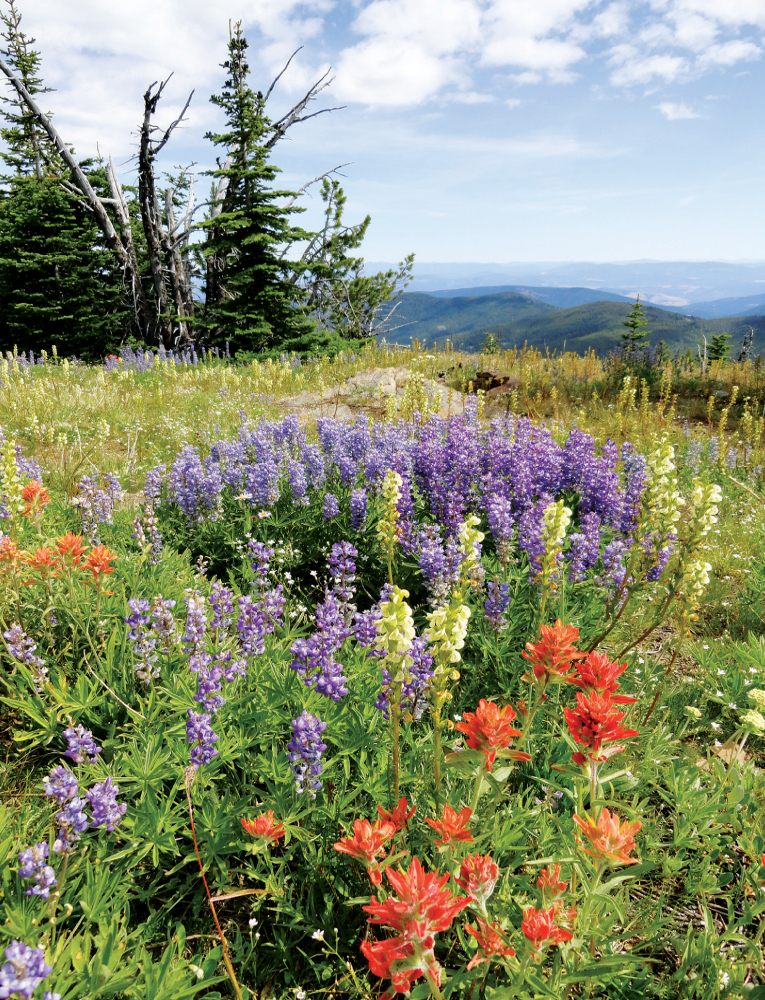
[
  {"x1": 621, "y1": 295, "x2": 650, "y2": 350},
  {"x1": 708, "y1": 332, "x2": 731, "y2": 361}
]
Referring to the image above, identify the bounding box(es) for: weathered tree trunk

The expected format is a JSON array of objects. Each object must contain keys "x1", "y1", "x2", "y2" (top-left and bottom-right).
[{"x1": 0, "y1": 53, "x2": 154, "y2": 340}]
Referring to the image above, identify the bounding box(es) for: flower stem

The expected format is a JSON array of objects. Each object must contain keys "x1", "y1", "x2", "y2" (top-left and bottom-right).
[
  {"x1": 185, "y1": 771, "x2": 244, "y2": 1000},
  {"x1": 391, "y1": 681, "x2": 402, "y2": 802},
  {"x1": 642, "y1": 646, "x2": 680, "y2": 726},
  {"x1": 470, "y1": 772, "x2": 484, "y2": 815},
  {"x1": 433, "y1": 695, "x2": 444, "y2": 809}
]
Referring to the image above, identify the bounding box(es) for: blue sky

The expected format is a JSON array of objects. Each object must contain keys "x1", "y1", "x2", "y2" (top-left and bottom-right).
[{"x1": 5, "y1": 0, "x2": 765, "y2": 265}]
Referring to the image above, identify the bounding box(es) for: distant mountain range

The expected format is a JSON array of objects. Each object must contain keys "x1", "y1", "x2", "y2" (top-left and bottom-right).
[
  {"x1": 382, "y1": 286, "x2": 765, "y2": 355},
  {"x1": 368, "y1": 260, "x2": 765, "y2": 308}
]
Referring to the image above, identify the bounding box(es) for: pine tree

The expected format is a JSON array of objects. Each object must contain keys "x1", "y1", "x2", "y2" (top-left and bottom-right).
[
  {"x1": 200, "y1": 23, "x2": 315, "y2": 351},
  {"x1": 0, "y1": 0, "x2": 47, "y2": 179},
  {"x1": 621, "y1": 295, "x2": 650, "y2": 350}
]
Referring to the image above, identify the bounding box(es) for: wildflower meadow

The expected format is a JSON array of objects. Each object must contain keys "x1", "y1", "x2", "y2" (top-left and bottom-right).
[{"x1": 1, "y1": 342, "x2": 765, "y2": 999}]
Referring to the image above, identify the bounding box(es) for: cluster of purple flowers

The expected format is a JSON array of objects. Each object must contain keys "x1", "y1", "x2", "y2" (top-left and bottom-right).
[
  {"x1": 37, "y1": 726, "x2": 125, "y2": 859},
  {"x1": 102, "y1": 343, "x2": 229, "y2": 373},
  {"x1": 125, "y1": 599, "x2": 159, "y2": 684},
  {"x1": 286, "y1": 711, "x2": 328, "y2": 797},
  {"x1": 289, "y1": 544, "x2": 359, "y2": 702},
  {"x1": 73, "y1": 473, "x2": 124, "y2": 545},
  {"x1": 17, "y1": 843, "x2": 56, "y2": 900},
  {"x1": 0, "y1": 940, "x2": 57, "y2": 999},
  {"x1": 484, "y1": 578, "x2": 511, "y2": 630},
  {"x1": 374, "y1": 636, "x2": 435, "y2": 722},
  {"x1": 163, "y1": 407, "x2": 656, "y2": 593},
  {"x1": 2, "y1": 623, "x2": 47, "y2": 690},
  {"x1": 132, "y1": 464, "x2": 165, "y2": 565}
]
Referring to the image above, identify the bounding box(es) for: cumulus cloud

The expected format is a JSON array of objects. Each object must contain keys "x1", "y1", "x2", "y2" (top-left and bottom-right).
[{"x1": 655, "y1": 100, "x2": 703, "y2": 118}]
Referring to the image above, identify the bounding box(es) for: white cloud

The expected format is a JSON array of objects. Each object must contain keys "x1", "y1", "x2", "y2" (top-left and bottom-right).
[{"x1": 655, "y1": 100, "x2": 702, "y2": 117}]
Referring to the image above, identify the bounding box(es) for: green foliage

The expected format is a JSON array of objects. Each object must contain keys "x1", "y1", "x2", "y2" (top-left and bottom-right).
[
  {"x1": 622, "y1": 295, "x2": 650, "y2": 349},
  {"x1": 197, "y1": 23, "x2": 315, "y2": 353},
  {"x1": 0, "y1": 175, "x2": 127, "y2": 358},
  {"x1": 708, "y1": 331, "x2": 732, "y2": 361}
]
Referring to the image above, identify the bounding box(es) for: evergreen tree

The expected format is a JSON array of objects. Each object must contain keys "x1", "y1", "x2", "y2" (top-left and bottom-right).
[
  {"x1": 200, "y1": 23, "x2": 315, "y2": 351},
  {"x1": 621, "y1": 295, "x2": 650, "y2": 350},
  {"x1": 0, "y1": 1, "x2": 128, "y2": 357},
  {"x1": 708, "y1": 332, "x2": 731, "y2": 361}
]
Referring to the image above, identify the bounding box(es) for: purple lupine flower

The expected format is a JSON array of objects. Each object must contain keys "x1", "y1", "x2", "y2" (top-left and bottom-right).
[
  {"x1": 323, "y1": 492, "x2": 339, "y2": 521},
  {"x1": 22, "y1": 864, "x2": 57, "y2": 900},
  {"x1": 248, "y1": 541, "x2": 273, "y2": 595},
  {"x1": 125, "y1": 598, "x2": 159, "y2": 683},
  {"x1": 85, "y1": 777, "x2": 127, "y2": 832},
  {"x1": 645, "y1": 537, "x2": 674, "y2": 582},
  {"x1": 484, "y1": 578, "x2": 511, "y2": 630},
  {"x1": 151, "y1": 596, "x2": 177, "y2": 653},
  {"x1": 619, "y1": 443, "x2": 649, "y2": 536},
  {"x1": 289, "y1": 591, "x2": 352, "y2": 701},
  {"x1": 53, "y1": 797, "x2": 90, "y2": 854},
  {"x1": 17, "y1": 842, "x2": 58, "y2": 899},
  {"x1": 338, "y1": 454, "x2": 358, "y2": 486},
  {"x1": 2, "y1": 623, "x2": 47, "y2": 689},
  {"x1": 415, "y1": 526, "x2": 463, "y2": 606},
  {"x1": 287, "y1": 711, "x2": 328, "y2": 797},
  {"x1": 301, "y1": 444, "x2": 326, "y2": 489},
  {"x1": 328, "y1": 541, "x2": 357, "y2": 607},
  {"x1": 245, "y1": 456, "x2": 281, "y2": 508},
  {"x1": 486, "y1": 494, "x2": 515, "y2": 566},
  {"x1": 144, "y1": 463, "x2": 165, "y2": 510},
  {"x1": 596, "y1": 539, "x2": 631, "y2": 591},
  {"x1": 236, "y1": 595, "x2": 267, "y2": 658},
  {"x1": 63, "y1": 725, "x2": 102, "y2": 764},
  {"x1": 517, "y1": 497, "x2": 550, "y2": 577},
  {"x1": 376, "y1": 635, "x2": 434, "y2": 721},
  {"x1": 350, "y1": 488, "x2": 367, "y2": 531},
  {"x1": 262, "y1": 584, "x2": 286, "y2": 632},
  {"x1": 566, "y1": 512, "x2": 601, "y2": 583},
  {"x1": 17, "y1": 842, "x2": 49, "y2": 878},
  {"x1": 209, "y1": 581, "x2": 234, "y2": 632},
  {"x1": 73, "y1": 474, "x2": 124, "y2": 545},
  {"x1": 43, "y1": 766, "x2": 78, "y2": 804},
  {"x1": 220, "y1": 651, "x2": 247, "y2": 683},
  {"x1": 193, "y1": 661, "x2": 226, "y2": 715},
  {"x1": 183, "y1": 592, "x2": 209, "y2": 673},
  {"x1": 0, "y1": 941, "x2": 53, "y2": 999},
  {"x1": 186, "y1": 709, "x2": 220, "y2": 768},
  {"x1": 287, "y1": 458, "x2": 309, "y2": 505},
  {"x1": 169, "y1": 445, "x2": 223, "y2": 525}
]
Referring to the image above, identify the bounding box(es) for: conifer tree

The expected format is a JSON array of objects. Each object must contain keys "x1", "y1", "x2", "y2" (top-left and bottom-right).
[
  {"x1": 0, "y1": 0, "x2": 127, "y2": 356},
  {"x1": 621, "y1": 295, "x2": 650, "y2": 350},
  {"x1": 200, "y1": 23, "x2": 315, "y2": 351}
]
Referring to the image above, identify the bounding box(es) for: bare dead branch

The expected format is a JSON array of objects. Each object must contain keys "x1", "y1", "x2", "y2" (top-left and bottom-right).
[{"x1": 264, "y1": 46, "x2": 302, "y2": 103}]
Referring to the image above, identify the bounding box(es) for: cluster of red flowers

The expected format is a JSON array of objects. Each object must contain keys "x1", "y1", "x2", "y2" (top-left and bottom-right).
[
  {"x1": 521, "y1": 619, "x2": 586, "y2": 689},
  {"x1": 0, "y1": 532, "x2": 115, "y2": 585},
  {"x1": 20, "y1": 480, "x2": 50, "y2": 520},
  {"x1": 332, "y1": 797, "x2": 415, "y2": 885},
  {"x1": 454, "y1": 699, "x2": 530, "y2": 772},
  {"x1": 573, "y1": 808, "x2": 641, "y2": 867},
  {"x1": 241, "y1": 810, "x2": 286, "y2": 848},
  {"x1": 521, "y1": 863, "x2": 576, "y2": 963}
]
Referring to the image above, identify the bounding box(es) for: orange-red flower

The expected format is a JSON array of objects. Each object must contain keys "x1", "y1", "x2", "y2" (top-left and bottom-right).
[
  {"x1": 378, "y1": 796, "x2": 416, "y2": 833},
  {"x1": 465, "y1": 918, "x2": 516, "y2": 970},
  {"x1": 455, "y1": 853, "x2": 499, "y2": 908},
  {"x1": 537, "y1": 864, "x2": 568, "y2": 905},
  {"x1": 424, "y1": 804, "x2": 474, "y2": 849},
  {"x1": 573, "y1": 808, "x2": 641, "y2": 867},
  {"x1": 0, "y1": 537, "x2": 28, "y2": 569},
  {"x1": 569, "y1": 649, "x2": 636, "y2": 704},
  {"x1": 362, "y1": 858, "x2": 469, "y2": 996},
  {"x1": 241, "y1": 810, "x2": 286, "y2": 846},
  {"x1": 334, "y1": 817, "x2": 396, "y2": 885},
  {"x1": 27, "y1": 547, "x2": 57, "y2": 578},
  {"x1": 361, "y1": 929, "x2": 432, "y2": 997},
  {"x1": 364, "y1": 856, "x2": 469, "y2": 934},
  {"x1": 83, "y1": 544, "x2": 116, "y2": 579},
  {"x1": 55, "y1": 532, "x2": 86, "y2": 569},
  {"x1": 455, "y1": 699, "x2": 528, "y2": 771},
  {"x1": 563, "y1": 689, "x2": 639, "y2": 764},
  {"x1": 521, "y1": 620, "x2": 586, "y2": 687},
  {"x1": 20, "y1": 480, "x2": 50, "y2": 519},
  {"x1": 522, "y1": 905, "x2": 573, "y2": 961}
]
